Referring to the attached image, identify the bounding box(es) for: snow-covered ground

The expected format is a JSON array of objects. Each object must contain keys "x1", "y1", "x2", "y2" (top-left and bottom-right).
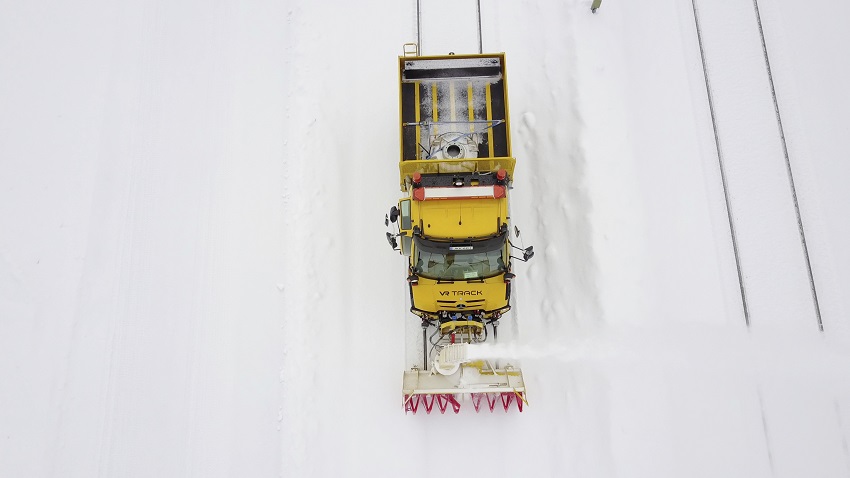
[{"x1": 1, "y1": 0, "x2": 849, "y2": 476}]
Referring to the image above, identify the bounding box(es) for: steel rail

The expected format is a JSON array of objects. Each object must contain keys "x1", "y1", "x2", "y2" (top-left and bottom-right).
[
  {"x1": 751, "y1": 0, "x2": 823, "y2": 332},
  {"x1": 414, "y1": 0, "x2": 485, "y2": 55},
  {"x1": 689, "y1": 0, "x2": 751, "y2": 327},
  {"x1": 476, "y1": 0, "x2": 483, "y2": 53},
  {"x1": 416, "y1": 0, "x2": 422, "y2": 54}
]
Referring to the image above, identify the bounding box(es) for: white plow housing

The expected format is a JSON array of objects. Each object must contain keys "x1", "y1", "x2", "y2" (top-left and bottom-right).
[{"x1": 402, "y1": 344, "x2": 527, "y2": 414}]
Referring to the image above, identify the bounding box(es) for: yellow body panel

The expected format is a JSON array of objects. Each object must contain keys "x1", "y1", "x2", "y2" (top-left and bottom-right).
[
  {"x1": 413, "y1": 197, "x2": 506, "y2": 238},
  {"x1": 410, "y1": 273, "x2": 510, "y2": 319}
]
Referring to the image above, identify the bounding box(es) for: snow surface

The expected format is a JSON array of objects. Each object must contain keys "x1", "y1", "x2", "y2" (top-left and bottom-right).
[{"x1": 1, "y1": 0, "x2": 849, "y2": 477}]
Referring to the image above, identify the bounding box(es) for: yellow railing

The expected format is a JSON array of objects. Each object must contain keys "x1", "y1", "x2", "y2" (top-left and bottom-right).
[{"x1": 398, "y1": 157, "x2": 516, "y2": 190}]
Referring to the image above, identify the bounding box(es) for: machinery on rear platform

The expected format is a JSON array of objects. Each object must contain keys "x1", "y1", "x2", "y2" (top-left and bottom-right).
[{"x1": 386, "y1": 47, "x2": 534, "y2": 414}]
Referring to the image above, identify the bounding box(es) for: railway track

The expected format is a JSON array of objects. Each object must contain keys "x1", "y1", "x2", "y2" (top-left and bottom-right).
[
  {"x1": 415, "y1": 0, "x2": 484, "y2": 55},
  {"x1": 690, "y1": 0, "x2": 823, "y2": 332},
  {"x1": 413, "y1": 0, "x2": 823, "y2": 334}
]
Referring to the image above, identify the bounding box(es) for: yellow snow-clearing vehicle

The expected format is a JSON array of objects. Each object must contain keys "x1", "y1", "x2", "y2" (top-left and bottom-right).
[{"x1": 385, "y1": 48, "x2": 534, "y2": 414}]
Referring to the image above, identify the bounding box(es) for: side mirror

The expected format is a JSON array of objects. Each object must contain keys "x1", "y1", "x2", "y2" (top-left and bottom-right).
[
  {"x1": 523, "y1": 246, "x2": 534, "y2": 261},
  {"x1": 389, "y1": 206, "x2": 399, "y2": 224},
  {"x1": 514, "y1": 226, "x2": 520, "y2": 238},
  {"x1": 386, "y1": 232, "x2": 398, "y2": 250}
]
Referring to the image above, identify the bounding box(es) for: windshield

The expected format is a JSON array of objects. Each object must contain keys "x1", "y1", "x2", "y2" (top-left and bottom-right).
[{"x1": 414, "y1": 234, "x2": 507, "y2": 280}]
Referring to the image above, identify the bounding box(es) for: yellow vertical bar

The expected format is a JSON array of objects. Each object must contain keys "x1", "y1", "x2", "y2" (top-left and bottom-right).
[
  {"x1": 485, "y1": 83, "x2": 494, "y2": 158},
  {"x1": 431, "y1": 83, "x2": 439, "y2": 135},
  {"x1": 415, "y1": 81, "x2": 421, "y2": 159},
  {"x1": 467, "y1": 82, "x2": 474, "y2": 132},
  {"x1": 500, "y1": 53, "x2": 512, "y2": 157}
]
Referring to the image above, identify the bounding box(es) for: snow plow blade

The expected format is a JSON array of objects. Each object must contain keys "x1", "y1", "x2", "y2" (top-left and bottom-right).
[{"x1": 402, "y1": 362, "x2": 527, "y2": 414}]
